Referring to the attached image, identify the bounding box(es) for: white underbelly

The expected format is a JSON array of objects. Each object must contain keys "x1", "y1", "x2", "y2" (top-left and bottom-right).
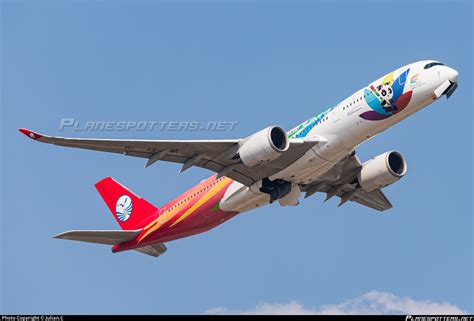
[{"x1": 219, "y1": 181, "x2": 269, "y2": 213}]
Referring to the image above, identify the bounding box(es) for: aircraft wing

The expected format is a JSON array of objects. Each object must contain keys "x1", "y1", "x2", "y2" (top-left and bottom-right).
[
  {"x1": 350, "y1": 189, "x2": 392, "y2": 211},
  {"x1": 19, "y1": 128, "x2": 319, "y2": 187},
  {"x1": 301, "y1": 154, "x2": 393, "y2": 211}
]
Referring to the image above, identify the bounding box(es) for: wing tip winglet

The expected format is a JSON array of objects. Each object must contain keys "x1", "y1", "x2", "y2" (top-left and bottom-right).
[
  {"x1": 19, "y1": 128, "x2": 43, "y2": 141},
  {"x1": 53, "y1": 231, "x2": 69, "y2": 239}
]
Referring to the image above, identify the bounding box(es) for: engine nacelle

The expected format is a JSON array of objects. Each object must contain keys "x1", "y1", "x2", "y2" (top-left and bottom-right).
[
  {"x1": 239, "y1": 126, "x2": 289, "y2": 167},
  {"x1": 358, "y1": 151, "x2": 407, "y2": 192}
]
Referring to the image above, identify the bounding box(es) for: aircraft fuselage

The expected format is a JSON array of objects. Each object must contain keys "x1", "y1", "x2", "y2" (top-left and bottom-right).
[{"x1": 113, "y1": 60, "x2": 459, "y2": 253}]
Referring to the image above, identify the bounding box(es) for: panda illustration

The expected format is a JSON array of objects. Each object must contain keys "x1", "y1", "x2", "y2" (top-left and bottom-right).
[{"x1": 377, "y1": 83, "x2": 397, "y2": 112}]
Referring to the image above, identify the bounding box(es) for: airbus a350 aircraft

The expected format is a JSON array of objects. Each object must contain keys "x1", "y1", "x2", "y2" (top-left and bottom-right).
[{"x1": 20, "y1": 60, "x2": 458, "y2": 258}]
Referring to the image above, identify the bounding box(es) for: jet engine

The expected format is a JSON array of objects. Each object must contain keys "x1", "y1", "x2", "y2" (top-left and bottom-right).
[
  {"x1": 358, "y1": 151, "x2": 407, "y2": 192},
  {"x1": 238, "y1": 126, "x2": 289, "y2": 167}
]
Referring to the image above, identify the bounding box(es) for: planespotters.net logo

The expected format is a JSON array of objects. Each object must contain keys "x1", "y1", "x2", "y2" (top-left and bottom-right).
[
  {"x1": 58, "y1": 118, "x2": 239, "y2": 132},
  {"x1": 115, "y1": 195, "x2": 133, "y2": 222},
  {"x1": 406, "y1": 316, "x2": 474, "y2": 321}
]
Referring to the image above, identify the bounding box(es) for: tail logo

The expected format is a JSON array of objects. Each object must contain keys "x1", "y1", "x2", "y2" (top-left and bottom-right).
[{"x1": 115, "y1": 195, "x2": 133, "y2": 222}]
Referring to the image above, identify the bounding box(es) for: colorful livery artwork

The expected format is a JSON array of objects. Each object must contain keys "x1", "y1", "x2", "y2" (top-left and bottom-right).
[{"x1": 360, "y1": 68, "x2": 414, "y2": 121}]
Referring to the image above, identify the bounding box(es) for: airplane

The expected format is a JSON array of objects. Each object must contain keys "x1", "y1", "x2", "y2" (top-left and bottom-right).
[{"x1": 19, "y1": 60, "x2": 459, "y2": 258}]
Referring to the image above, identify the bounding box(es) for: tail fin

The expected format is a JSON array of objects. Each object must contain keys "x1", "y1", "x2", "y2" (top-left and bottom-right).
[{"x1": 95, "y1": 177, "x2": 158, "y2": 230}]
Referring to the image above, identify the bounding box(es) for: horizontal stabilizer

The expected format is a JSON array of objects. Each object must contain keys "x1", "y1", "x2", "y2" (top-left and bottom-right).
[
  {"x1": 54, "y1": 229, "x2": 142, "y2": 245},
  {"x1": 134, "y1": 243, "x2": 167, "y2": 257}
]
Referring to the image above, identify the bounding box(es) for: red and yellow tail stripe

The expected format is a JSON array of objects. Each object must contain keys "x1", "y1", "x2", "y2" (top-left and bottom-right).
[{"x1": 138, "y1": 176, "x2": 232, "y2": 243}]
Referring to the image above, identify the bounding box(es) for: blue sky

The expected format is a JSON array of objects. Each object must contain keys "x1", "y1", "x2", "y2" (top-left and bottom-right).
[{"x1": 1, "y1": 0, "x2": 472, "y2": 315}]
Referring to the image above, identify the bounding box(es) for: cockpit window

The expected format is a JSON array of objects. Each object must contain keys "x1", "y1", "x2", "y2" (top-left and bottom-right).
[{"x1": 424, "y1": 62, "x2": 444, "y2": 69}]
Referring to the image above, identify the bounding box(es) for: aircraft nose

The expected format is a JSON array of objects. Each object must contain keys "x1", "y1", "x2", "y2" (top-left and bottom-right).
[
  {"x1": 445, "y1": 67, "x2": 459, "y2": 83},
  {"x1": 440, "y1": 67, "x2": 459, "y2": 99}
]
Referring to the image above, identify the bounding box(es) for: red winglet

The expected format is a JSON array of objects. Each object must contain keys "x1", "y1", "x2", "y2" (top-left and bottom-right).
[{"x1": 19, "y1": 128, "x2": 43, "y2": 140}]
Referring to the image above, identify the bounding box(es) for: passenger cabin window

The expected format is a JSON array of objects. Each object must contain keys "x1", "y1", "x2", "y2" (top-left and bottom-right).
[{"x1": 424, "y1": 62, "x2": 444, "y2": 69}]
